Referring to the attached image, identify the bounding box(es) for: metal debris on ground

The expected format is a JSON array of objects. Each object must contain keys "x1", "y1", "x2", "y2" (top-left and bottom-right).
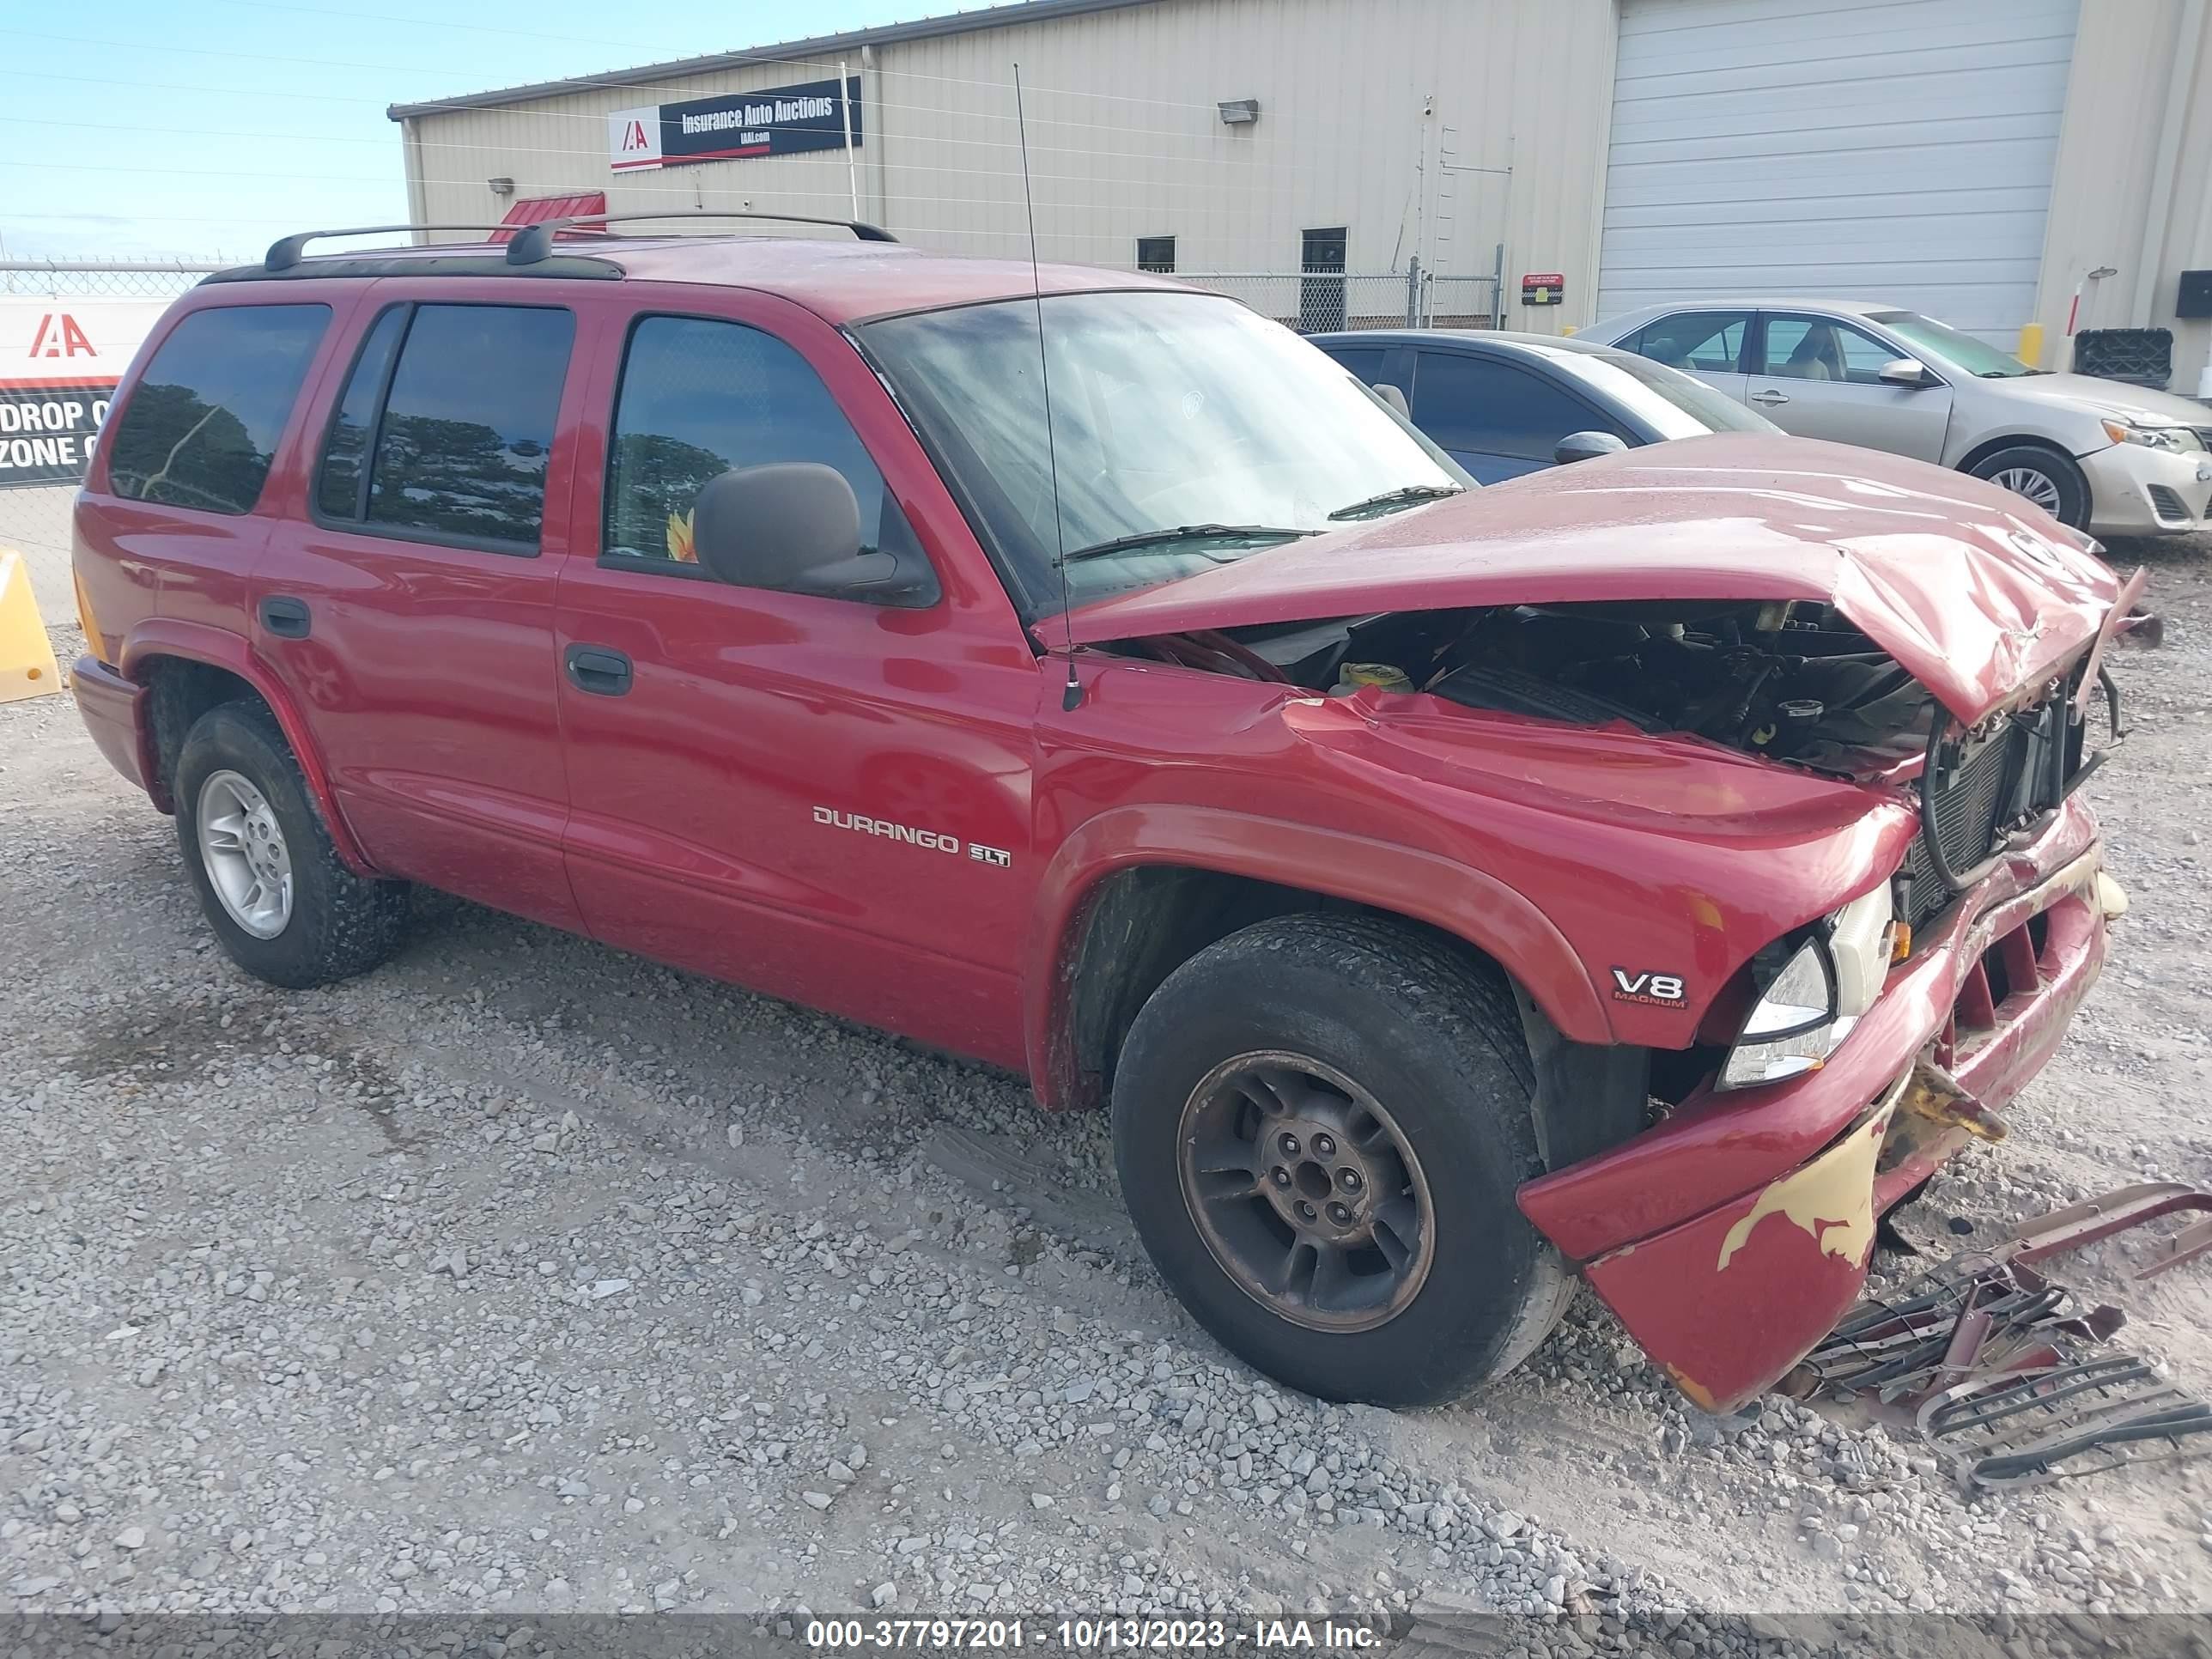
[
  {"x1": 2005, "y1": 1179, "x2": 2212, "y2": 1281},
  {"x1": 1786, "y1": 1182, "x2": 2212, "y2": 1488}
]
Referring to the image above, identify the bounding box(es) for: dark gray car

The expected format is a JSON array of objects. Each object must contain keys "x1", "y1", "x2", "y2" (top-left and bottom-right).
[{"x1": 1310, "y1": 328, "x2": 1776, "y2": 485}]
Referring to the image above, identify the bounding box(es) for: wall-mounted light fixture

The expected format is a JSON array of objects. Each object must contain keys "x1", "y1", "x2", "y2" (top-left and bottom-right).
[
  {"x1": 488, "y1": 176, "x2": 516, "y2": 197},
  {"x1": 1217, "y1": 99, "x2": 1260, "y2": 125}
]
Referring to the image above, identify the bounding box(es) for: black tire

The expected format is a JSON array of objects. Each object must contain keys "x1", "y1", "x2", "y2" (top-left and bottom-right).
[
  {"x1": 173, "y1": 699, "x2": 409, "y2": 988},
  {"x1": 1111, "y1": 913, "x2": 1571, "y2": 1407},
  {"x1": 1967, "y1": 443, "x2": 2091, "y2": 529}
]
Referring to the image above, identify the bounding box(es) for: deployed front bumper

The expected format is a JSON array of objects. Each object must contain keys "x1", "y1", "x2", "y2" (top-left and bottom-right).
[
  {"x1": 2079, "y1": 439, "x2": 2212, "y2": 535},
  {"x1": 1517, "y1": 797, "x2": 2107, "y2": 1413}
]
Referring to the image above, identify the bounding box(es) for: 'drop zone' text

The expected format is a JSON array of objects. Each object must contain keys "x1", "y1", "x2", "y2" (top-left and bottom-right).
[{"x1": 0, "y1": 385, "x2": 112, "y2": 489}]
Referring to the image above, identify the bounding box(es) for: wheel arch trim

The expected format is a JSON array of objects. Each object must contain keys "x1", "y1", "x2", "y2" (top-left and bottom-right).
[
  {"x1": 1023, "y1": 804, "x2": 1613, "y2": 1111},
  {"x1": 119, "y1": 618, "x2": 380, "y2": 877}
]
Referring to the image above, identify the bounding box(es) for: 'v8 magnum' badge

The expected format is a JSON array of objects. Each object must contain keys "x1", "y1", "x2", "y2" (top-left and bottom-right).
[{"x1": 1610, "y1": 967, "x2": 1686, "y2": 1008}]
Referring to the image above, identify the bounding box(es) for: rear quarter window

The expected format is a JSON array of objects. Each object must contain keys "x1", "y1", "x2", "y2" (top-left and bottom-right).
[{"x1": 104, "y1": 304, "x2": 331, "y2": 515}]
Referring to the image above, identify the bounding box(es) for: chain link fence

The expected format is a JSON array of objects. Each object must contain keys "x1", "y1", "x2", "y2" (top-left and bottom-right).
[
  {"x1": 0, "y1": 258, "x2": 225, "y2": 299},
  {"x1": 0, "y1": 261, "x2": 225, "y2": 617}
]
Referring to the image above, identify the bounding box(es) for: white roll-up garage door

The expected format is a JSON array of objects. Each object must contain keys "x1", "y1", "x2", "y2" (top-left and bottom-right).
[{"x1": 1596, "y1": 0, "x2": 2080, "y2": 346}]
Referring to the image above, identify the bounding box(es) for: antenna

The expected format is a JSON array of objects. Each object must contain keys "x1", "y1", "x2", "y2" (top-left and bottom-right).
[{"x1": 1013, "y1": 61, "x2": 1083, "y2": 714}]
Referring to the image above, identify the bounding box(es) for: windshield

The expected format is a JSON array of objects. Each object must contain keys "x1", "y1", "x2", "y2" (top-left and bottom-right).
[
  {"x1": 1868, "y1": 311, "x2": 2033, "y2": 379},
  {"x1": 1552, "y1": 348, "x2": 1779, "y2": 438},
  {"x1": 860, "y1": 290, "x2": 1467, "y2": 616}
]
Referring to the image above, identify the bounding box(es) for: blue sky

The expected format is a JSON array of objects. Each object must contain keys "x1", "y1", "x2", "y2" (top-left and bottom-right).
[{"x1": 2, "y1": 0, "x2": 927, "y2": 260}]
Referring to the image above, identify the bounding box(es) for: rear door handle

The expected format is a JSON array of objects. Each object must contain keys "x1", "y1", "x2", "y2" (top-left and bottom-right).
[
  {"x1": 564, "y1": 644, "x2": 633, "y2": 696},
  {"x1": 258, "y1": 595, "x2": 312, "y2": 638},
  {"x1": 1748, "y1": 388, "x2": 1791, "y2": 406}
]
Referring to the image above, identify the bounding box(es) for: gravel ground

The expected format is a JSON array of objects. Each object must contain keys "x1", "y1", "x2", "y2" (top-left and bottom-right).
[{"x1": 4, "y1": 536, "x2": 2212, "y2": 1649}]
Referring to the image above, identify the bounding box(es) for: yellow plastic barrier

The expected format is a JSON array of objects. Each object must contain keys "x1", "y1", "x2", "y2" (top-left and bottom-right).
[
  {"x1": 2016, "y1": 322, "x2": 2045, "y2": 369},
  {"x1": 0, "y1": 549, "x2": 61, "y2": 704}
]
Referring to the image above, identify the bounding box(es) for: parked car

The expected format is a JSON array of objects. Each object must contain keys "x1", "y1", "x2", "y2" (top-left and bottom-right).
[
  {"x1": 1583, "y1": 300, "x2": 2212, "y2": 536},
  {"x1": 1310, "y1": 328, "x2": 1778, "y2": 483},
  {"x1": 72, "y1": 222, "x2": 2137, "y2": 1415}
]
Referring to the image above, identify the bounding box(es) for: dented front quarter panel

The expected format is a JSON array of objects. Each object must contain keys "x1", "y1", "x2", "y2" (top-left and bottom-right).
[{"x1": 1027, "y1": 659, "x2": 1921, "y2": 1075}]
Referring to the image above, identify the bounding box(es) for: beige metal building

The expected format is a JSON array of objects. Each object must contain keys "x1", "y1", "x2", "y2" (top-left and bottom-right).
[{"x1": 391, "y1": 0, "x2": 2212, "y2": 382}]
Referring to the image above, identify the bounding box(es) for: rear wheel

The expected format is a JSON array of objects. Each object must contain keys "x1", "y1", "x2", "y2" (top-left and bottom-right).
[
  {"x1": 1968, "y1": 443, "x2": 2089, "y2": 528},
  {"x1": 174, "y1": 700, "x2": 410, "y2": 988},
  {"x1": 1111, "y1": 914, "x2": 1571, "y2": 1407}
]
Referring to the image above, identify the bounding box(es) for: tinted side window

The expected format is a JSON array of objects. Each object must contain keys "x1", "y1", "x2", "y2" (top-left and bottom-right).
[
  {"x1": 360, "y1": 305, "x2": 574, "y2": 550},
  {"x1": 605, "y1": 315, "x2": 931, "y2": 600},
  {"x1": 1631, "y1": 312, "x2": 1749, "y2": 374},
  {"x1": 1322, "y1": 346, "x2": 1388, "y2": 386},
  {"x1": 1410, "y1": 352, "x2": 1620, "y2": 460},
  {"x1": 106, "y1": 304, "x2": 330, "y2": 515},
  {"x1": 315, "y1": 304, "x2": 408, "y2": 520}
]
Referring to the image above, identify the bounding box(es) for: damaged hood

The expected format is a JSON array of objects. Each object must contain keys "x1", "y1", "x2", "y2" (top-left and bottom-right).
[{"x1": 1063, "y1": 434, "x2": 2130, "y2": 724}]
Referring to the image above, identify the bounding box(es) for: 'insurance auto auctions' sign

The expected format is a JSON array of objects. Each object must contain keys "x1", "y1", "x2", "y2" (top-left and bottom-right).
[
  {"x1": 0, "y1": 298, "x2": 167, "y2": 490},
  {"x1": 608, "y1": 75, "x2": 861, "y2": 171}
]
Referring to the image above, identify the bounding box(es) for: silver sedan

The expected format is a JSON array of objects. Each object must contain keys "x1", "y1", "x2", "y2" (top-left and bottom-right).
[{"x1": 1580, "y1": 299, "x2": 2212, "y2": 537}]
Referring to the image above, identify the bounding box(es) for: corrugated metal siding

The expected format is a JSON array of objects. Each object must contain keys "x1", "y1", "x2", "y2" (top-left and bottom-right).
[
  {"x1": 1597, "y1": 0, "x2": 2081, "y2": 345},
  {"x1": 399, "y1": 0, "x2": 1621, "y2": 325}
]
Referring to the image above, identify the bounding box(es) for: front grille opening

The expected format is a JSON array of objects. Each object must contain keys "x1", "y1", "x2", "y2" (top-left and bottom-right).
[{"x1": 2027, "y1": 908, "x2": 2051, "y2": 963}]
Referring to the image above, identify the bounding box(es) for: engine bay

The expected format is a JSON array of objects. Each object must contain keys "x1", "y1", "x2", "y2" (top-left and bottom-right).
[{"x1": 1115, "y1": 599, "x2": 1940, "y2": 775}]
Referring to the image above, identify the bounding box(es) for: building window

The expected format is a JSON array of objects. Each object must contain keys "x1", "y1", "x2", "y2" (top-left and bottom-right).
[
  {"x1": 1301, "y1": 227, "x2": 1346, "y2": 273},
  {"x1": 1135, "y1": 236, "x2": 1176, "y2": 274},
  {"x1": 1299, "y1": 226, "x2": 1348, "y2": 334}
]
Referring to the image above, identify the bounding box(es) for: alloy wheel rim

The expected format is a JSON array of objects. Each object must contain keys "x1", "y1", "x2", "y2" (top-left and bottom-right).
[
  {"x1": 1176, "y1": 1050, "x2": 1435, "y2": 1333},
  {"x1": 196, "y1": 770, "x2": 294, "y2": 939},
  {"x1": 1990, "y1": 466, "x2": 2063, "y2": 514}
]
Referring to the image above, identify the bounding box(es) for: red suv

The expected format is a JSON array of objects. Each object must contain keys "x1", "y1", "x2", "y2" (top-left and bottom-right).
[{"x1": 70, "y1": 222, "x2": 2136, "y2": 1415}]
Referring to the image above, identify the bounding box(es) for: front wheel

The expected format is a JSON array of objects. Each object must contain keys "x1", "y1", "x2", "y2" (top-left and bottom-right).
[
  {"x1": 1968, "y1": 444, "x2": 2090, "y2": 528},
  {"x1": 174, "y1": 699, "x2": 410, "y2": 988},
  {"x1": 1111, "y1": 914, "x2": 1571, "y2": 1407}
]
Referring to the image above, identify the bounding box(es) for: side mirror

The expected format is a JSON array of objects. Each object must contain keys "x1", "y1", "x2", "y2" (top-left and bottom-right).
[
  {"x1": 1553, "y1": 429, "x2": 1630, "y2": 465},
  {"x1": 693, "y1": 462, "x2": 933, "y2": 605},
  {"x1": 1879, "y1": 357, "x2": 1935, "y2": 389},
  {"x1": 1370, "y1": 381, "x2": 1411, "y2": 419}
]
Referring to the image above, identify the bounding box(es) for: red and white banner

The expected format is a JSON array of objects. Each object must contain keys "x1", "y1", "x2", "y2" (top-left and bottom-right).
[{"x1": 0, "y1": 298, "x2": 167, "y2": 489}]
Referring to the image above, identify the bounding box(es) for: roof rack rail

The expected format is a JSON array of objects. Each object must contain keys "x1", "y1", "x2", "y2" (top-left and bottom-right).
[
  {"x1": 264, "y1": 224, "x2": 533, "y2": 271},
  {"x1": 505, "y1": 210, "x2": 898, "y2": 265}
]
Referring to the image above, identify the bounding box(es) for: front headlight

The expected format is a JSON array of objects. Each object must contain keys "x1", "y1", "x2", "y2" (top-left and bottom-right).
[
  {"x1": 2100, "y1": 417, "x2": 2204, "y2": 453},
  {"x1": 1717, "y1": 884, "x2": 1893, "y2": 1090}
]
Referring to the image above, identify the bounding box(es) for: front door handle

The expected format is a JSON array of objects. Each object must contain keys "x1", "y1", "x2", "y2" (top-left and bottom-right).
[
  {"x1": 1748, "y1": 388, "x2": 1791, "y2": 407},
  {"x1": 258, "y1": 595, "x2": 312, "y2": 638},
  {"x1": 564, "y1": 644, "x2": 633, "y2": 696}
]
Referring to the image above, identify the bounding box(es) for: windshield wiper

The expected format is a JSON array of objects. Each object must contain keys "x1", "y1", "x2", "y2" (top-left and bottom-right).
[
  {"x1": 1059, "y1": 524, "x2": 1312, "y2": 564},
  {"x1": 1327, "y1": 483, "x2": 1464, "y2": 520}
]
